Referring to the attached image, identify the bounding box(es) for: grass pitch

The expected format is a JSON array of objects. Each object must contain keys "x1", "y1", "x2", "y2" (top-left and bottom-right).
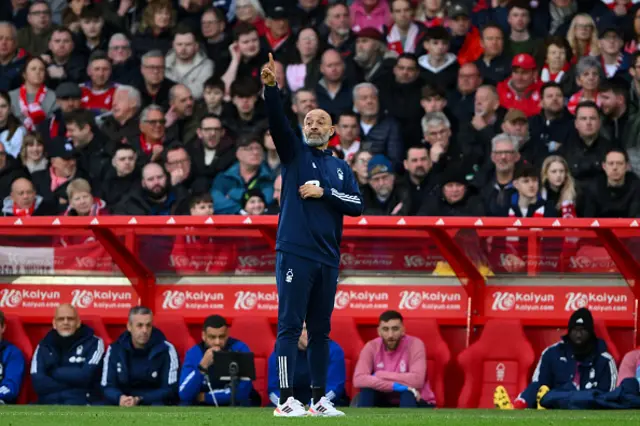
[{"x1": 2, "y1": 406, "x2": 640, "y2": 426}]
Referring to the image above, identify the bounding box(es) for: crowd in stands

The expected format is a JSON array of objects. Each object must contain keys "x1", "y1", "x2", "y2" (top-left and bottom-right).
[
  {"x1": 1, "y1": 306, "x2": 640, "y2": 408},
  {"x1": 0, "y1": 0, "x2": 639, "y2": 218}
]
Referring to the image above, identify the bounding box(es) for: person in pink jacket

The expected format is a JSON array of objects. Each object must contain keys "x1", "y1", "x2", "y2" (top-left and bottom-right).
[
  {"x1": 350, "y1": 0, "x2": 393, "y2": 33},
  {"x1": 617, "y1": 348, "x2": 640, "y2": 386},
  {"x1": 353, "y1": 310, "x2": 436, "y2": 407}
]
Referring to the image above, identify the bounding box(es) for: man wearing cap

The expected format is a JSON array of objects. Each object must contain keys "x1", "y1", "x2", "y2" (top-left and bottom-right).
[
  {"x1": 495, "y1": 307, "x2": 618, "y2": 410},
  {"x1": 37, "y1": 82, "x2": 82, "y2": 146},
  {"x1": 418, "y1": 166, "x2": 484, "y2": 216},
  {"x1": 265, "y1": 6, "x2": 295, "y2": 62},
  {"x1": 496, "y1": 53, "x2": 542, "y2": 117},
  {"x1": 179, "y1": 315, "x2": 257, "y2": 407},
  {"x1": 502, "y1": 108, "x2": 545, "y2": 167},
  {"x1": 597, "y1": 26, "x2": 630, "y2": 80},
  {"x1": 353, "y1": 28, "x2": 395, "y2": 85},
  {"x1": 361, "y1": 154, "x2": 410, "y2": 216},
  {"x1": 446, "y1": 1, "x2": 482, "y2": 65}
]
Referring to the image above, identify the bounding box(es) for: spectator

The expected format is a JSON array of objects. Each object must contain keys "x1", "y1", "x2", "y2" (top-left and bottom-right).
[
  {"x1": 64, "y1": 109, "x2": 111, "y2": 186},
  {"x1": 102, "y1": 306, "x2": 179, "y2": 406},
  {"x1": 37, "y1": 81, "x2": 82, "y2": 146},
  {"x1": 262, "y1": 128, "x2": 281, "y2": 178},
  {"x1": 107, "y1": 33, "x2": 138, "y2": 85},
  {"x1": 417, "y1": 26, "x2": 457, "y2": 91},
  {"x1": 128, "y1": 104, "x2": 167, "y2": 165},
  {"x1": 189, "y1": 114, "x2": 236, "y2": 185},
  {"x1": 354, "y1": 310, "x2": 435, "y2": 408},
  {"x1": 179, "y1": 314, "x2": 255, "y2": 406},
  {"x1": 9, "y1": 56, "x2": 57, "y2": 131},
  {"x1": 266, "y1": 174, "x2": 282, "y2": 214},
  {"x1": 201, "y1": 8, "x2": 231, "y2": 78},
  {"x1": 534, "y1": 0, "x2": 583, "y2": 37},
  {"x1": 80, "y1": 51, "x2": 117, "y2": 116},
  {"x1": 75, "y1": 4, "x2": 110, "y2": 57},
  {"x1": 419, "y1": 84, "x2": 459, "y2": 137},
  {"x1": 18, "y1": 133, "x2": 47, "y2": 174},
  {"x1": 17, "y1": 1, "x2": 53, "y2": 57},
  {"x1": 163, "y1": 142, "x2": 210, "y2": 194},
  {"x1": 424, "y1": 111, "x2": 481, "y2": 176},
  {"x1": 540, "y1": 155, "x2": 577, "y2": 218},
  {"x1": 211, "y1": 134, "x2": 274, "y2": 214},
  {"x1": 539, "y1": 36, "x2": 574, "y2": 95},
  {"x1": 463, "y1": 84, "x2": 504, "y2": 155},
  {"x1": 352, "y1": 28, "x2": 394, "y2": 86},
  {"x1": 188, "y1": 192, "x2": 214, "y2": 216},
  {"x1": 419, "y1": 166, "x2": 484, "y2": 216},
  {"x1": 414, "y1": 0, "x2": 446, "y2": 28},
  {"x1": 324, "y1": 3, "x2": 355, "y2": 59},
  {"x1": 289, "y1": 0, "x2": 327, "y2": 34},
  {"x1": 137, "y1": 51, "x2": 174, "y2": 111},
  {"x1": 504, "y1": 0, "x2": 540, "y2": 58},
  {"x1": 567, "y1": 56, "x2": 602, "y2": 115},
  {"x1": 617, "y1": 348, "x2": 640, "y2": 385},
  {"x1": 559, "y1": 101, "x2": 617, "y2": 183},
  {"x1": 2, "y1": 176, "x2": 58, "y2": 216},
  {"x1": 476, "y1": 24, "x2": 510, "y2": 86},
  {"x1": 241, "y1": 188, "x2": 267, "y2": 215},
  {"x1": 501, "y1": 108, "x2": 546, "y2": 167},
  {"x1": 62, "y1": 177, "x2": 107, "y2": 218},
  {"x1": 505, "y1": 163, "x2": 547, "y2": 218},
  {"x1": 529, "y1": 82, "x2": 573, "y2": 155},
  {"x1": 98, "y1": 144, "x2": 139, "y2": 207},
  {"x1": 597, "y1": 26, "x2": 629, "y2": 80},
  {"x1": 331, "y1": 112, "x2": 361, "y2": 165},
  {"x1": 222, "y1": 23, "x2": 269, "y2": 92},
  {"x1": 199, "y1": 77, "x2": 227, "y2": 116},
  {"x1": 566, "y1": 14, "x2": 600, "y2": 62},
  {"x1": 630, "y1": 51, "x2": 640, "y2": 112},
  {"x1": 350, "y1": 0, "x2": 391, "y2": 33},
  {"x1": 235, "y1": 0, "x2": 267, "y2": 36},
  {"x1": 0, "y1": 90, "x2": 26, "y2": 158},
  {"x1": 224, "y1": 78, "x2": 266, "y2": 139},
  {"x1": 0, "y1": 22, "x2": 27, "y2": 92},
  {"x1": 599, "y1": 78, "x2": 631, "y2": 146},
  {"x1": 387, "y1": 0, "x2": 422, "y2": 55},
  {"x1": 165, "y1": 27, "x2": 214, "y2": 100},
  {"x1": 447, "y1": 62, "x2": 481, "y2": 123},
  {"x1": 361, "y1": 154, "x2": 410, "y2": 215},
  {"x1": 290, "y1": 88, "x2": 318, "y2": 140},
  {"x1": 0, "y1": 309, "x2": 25, "y2": 404},
  {"x1": 41, "y1": 27, "x2": 85, "y2": 89},
  {"x1": 30, "y1": 304, "x2": 105, "y2": 405},
  {"x1": 353, "y1": 82, "x2": 404, "y2": 171},
  {"x1": 445, "y1": 2, "x2": 482, "y2": 65},
  {"x1": 352, "y1": 149, "x2": 372, "y2": 187},
  {"x1": 131, "y1": 0, "x2": 175, "y2": 57},
  {"x1": 475, "y1": 133, "x2": 519, "y2": 217},
  {"x1": 113, "y1": 162, "x2": 186, "y2": 216},
  {"x1": 403, "y1": 145, "x2": 435, "y2": 215},
  {"x1": 496, "y1": 53, "x2": 542, "y2": 117},
  {"x1": 287, "y1": 27, "x2": 322, "y2": 92},
  {"x1": 496, "y1": 308, "x2": 617, "y2": 409},
  {"x1": 268, "y1": 322, "x2": 346, "y2": 407},
  {"x1": 100, "y1": 85, "x2": 141, "y2": 144},
  {"x1": 315, "y1": 49, "x2": 353, "y2": 119},
  {"x1": 583, "y1": 149, "x2": 640, "y2": 218}
]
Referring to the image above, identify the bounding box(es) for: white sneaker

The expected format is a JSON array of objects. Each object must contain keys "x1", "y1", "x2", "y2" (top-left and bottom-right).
[
  {"x1": 273, "y1": 397, "x2": 308, "y2": 417},
  {"x1": 308, "y1": 396, "x2": 345, "y2": 417}
]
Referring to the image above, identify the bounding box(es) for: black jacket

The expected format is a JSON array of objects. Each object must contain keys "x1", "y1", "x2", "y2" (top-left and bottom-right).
[
  {"x1": 112, "y1": 188, "x2": 187, "y2": 216},
  {"x1": 187, "y1": 136, "x2": 237, "y2": 185},
  {"x1": 98, "y1": 167, "x2": 141, "y2": 208},
  {"x1": 558, "y1": 134, "x2": 619, "y2": 183},
  {"x1": 359, "y1": 115, "x2": 405, "y2": 173},
  {"x1": 112, "y1": 57, "x2": 140, "y2": 86},
  {"x1": 31, "y1": 167, "x2": 91, "y2": 208},
  {"x1": 582, "y1": 173, "x2": 640, "y2": 218},
  {"x1": 136, "y1": 77, "x2": 175, "y2": 111},
  {"x1": 475, "y1": 54, "x2": 511, "y2": 87},
  {"x1": 131, "y1": 29, "x2": 173, "y2": 57},
  {"x1": 379, "y1": 77, "x2": 425, "y2": 147},
  {"x1": 361, "y1": 183, "x2": 411, "y2": 216},
  {"x1": 44, "y1": 54, "x2": 87, "y2": 88},
  {"x1": 529, "y1": 109, "x2": 575, "y2": 153},
  {"x1": 418, "y1": 186, "x2": 485, "y2": 216}
]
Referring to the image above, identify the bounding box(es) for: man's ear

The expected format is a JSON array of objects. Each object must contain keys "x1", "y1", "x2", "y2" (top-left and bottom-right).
[{"x1": 329, "y1": 125, "x2": 335, "y2": 137}]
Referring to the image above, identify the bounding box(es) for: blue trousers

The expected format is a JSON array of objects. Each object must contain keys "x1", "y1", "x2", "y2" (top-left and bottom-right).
[
  {"x1": 275, "y1": 251, "x2": 339, "y2": 399},
  {"x1": 357, "y1": 388, "x2": 429, "y2": 408}
]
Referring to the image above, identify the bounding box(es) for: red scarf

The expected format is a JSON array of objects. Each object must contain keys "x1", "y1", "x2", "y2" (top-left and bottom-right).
[
  {"x1": 600, "y1": 53, "x2": 623, "y2": 78},
  {"x1": 49, "y1": 165, "x2": 70, "y2": 192},
  {"x1": 140, "y1": 134, "x2": 161, "y2": 155},
  {"x1": 603, "y1": 0, "x2": 637, "y2": 10},
  {"x1": 19, "y1": 84, "x2": 47, "y2": 131},
  {"x1": 567, "y1": 89, "x2": 599, "y2": 115},
  {"x1": 13, "y1": 202, "x2": 35, "y2": 217},
  {"x1": 387, "y1": 22, "x2": 420, "y2": 54},
  {"x1": 49, "y1": 116, "x2": 59, "y2": 139},
  {"x1": 560, "y1": 200, "x2": 576, "y2": 219},
  {"x1": 265, "y1": 29, "x2": 290, "y2": 51},
  {"x1": 540, "y1": 62, "x2": 570, "y2": 83},
  {"x1": 64, "y1": 197, "x2": 106, "y2": 216}
]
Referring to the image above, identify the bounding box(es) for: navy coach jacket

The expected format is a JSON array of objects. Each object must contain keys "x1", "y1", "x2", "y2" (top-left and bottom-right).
[
  {"x1": 0, "y1": 340, "x2": 25, "y2": 403},
  {"x1": 264, "y1": 84, "x2": 364, "y2": 269}
]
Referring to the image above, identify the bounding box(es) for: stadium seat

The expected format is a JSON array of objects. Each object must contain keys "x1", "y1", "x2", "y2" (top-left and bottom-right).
[
  {"x1": 230, "y1": 316, "x2": 275, "y2": 406},
  {"x1": 403, "y1": 319, "x2": 451, "y2": 408},
  {"x1": 593, "y1": 319, "x2": 620, "y2": 365},
  {"x1": 81, "y1": 315, "x2": 112, "y2": 346},
  {"x1": 330, "y1": 317, "x2": 364, "y2": 399},
  {"x1": 154, "y1": 315, "x2": 197, "y2": 363},
  {"x1": 457, "y1": 319, "x2": 535, "y2": 408},
  {"x1": 3, "y1": 314, "x2": 33, "y2": 404}
]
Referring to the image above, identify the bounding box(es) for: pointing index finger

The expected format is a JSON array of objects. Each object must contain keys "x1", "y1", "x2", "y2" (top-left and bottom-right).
[{"x1": 268, "y1": 52, "x2": 275, "y2": 70}]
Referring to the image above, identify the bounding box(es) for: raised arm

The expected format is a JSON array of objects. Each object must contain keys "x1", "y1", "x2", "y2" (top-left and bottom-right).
[{"x1": 262, "y1": 53, "x2": 300, "y2": 165}]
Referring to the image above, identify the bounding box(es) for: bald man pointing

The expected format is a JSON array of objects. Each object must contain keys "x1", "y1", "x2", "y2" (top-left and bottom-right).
[{"x1": 262, "y1": 53, "x2": 362, "y2": 417}]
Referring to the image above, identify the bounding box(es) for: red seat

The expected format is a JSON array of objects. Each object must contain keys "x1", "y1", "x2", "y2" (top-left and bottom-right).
[
  {"x1": 154, "y1": 315, "x2": 197, "y2": 363},
  {"x1": 230, "y1": 316, "x2": 275, "y2": 406},
  {"x1": 3, "y1": 315, "x2": 33, "y2": 404},
  {"x1": 457, "y1": 319, "x2": 535, "y2": 408},
  {"x1": 82, "y1": 315, "x2": 112, "y2": 346},
  {"x1": 330, "y1": 317, "x2": 364, "y2": 399},
  {"x1": 404, "y1": 319, "x2": 451, "y2": 408},
  {"x1": 593, "y1": 319, "x2": 620, "y2": 365}
]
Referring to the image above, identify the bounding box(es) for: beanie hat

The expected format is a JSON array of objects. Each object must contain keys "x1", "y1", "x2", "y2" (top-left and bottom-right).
[
  {"x1": 243, "y1": 188, "x2": 266, "y2": 208},
  {"x1": 568, "y1": 307, "x2": 595, "y2": 335}
]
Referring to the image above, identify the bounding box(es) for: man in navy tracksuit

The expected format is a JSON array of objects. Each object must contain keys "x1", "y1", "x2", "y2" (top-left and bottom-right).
[
  {"x1": 101, "y1": 306, "x2": 179, "y2": 406},
  {"x1": 30, "y1": 304, "x2": 105, "y2": 405},
  {"x1": 0, "y1": 311, "x2": 25, "y2": 403},
  {"x1": 267, "y1": 323, "x2": 347, "y2": 407},
  {"x1": 179, "y1": 315, "x2": 255, "y2": 406},
  {"x1": 262, "y1": 54, "x2": 363, "y2": 417},
  {"x1": 498, "y1": 308, "x2": 618, "y2": 409}
]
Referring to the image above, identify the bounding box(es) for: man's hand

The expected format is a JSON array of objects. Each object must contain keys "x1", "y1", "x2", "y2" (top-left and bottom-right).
[
  {"x1": 261, "y1": 53, "x2": 277, "y2": 87},
  {"x1": 170, "y1": 167, "x2": 185, "y2": 186},
  {"x1": 299, "y1": 184, "x2": 323, "y2": 199},
  {"x1": 133, "y1": 396, "x2": 142, "y2": 406},
  {"x1": 199, "y1": 347, "x2": 215, "y2": 370},
  {"x1": 165, "y1": 106, "x2": 177, "y2": 128},
  {"x1": 119, "y1": 395, "x2": 135, "y2": 407},
  {"x1": 391, "y1": 202, "x2": 403, "y2": 215},
  {"x1": 430, "y1": 143, "x2": 445, "y2": 163}
]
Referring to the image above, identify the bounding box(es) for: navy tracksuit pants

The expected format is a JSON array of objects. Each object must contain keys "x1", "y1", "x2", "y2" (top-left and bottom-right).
[{"x1": 275, "y1": 251, "x2": 339, "y2": 400}]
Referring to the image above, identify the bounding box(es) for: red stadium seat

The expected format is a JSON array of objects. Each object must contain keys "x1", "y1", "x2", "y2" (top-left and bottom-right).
[
  {"x1": 404, "y1": 319, "x2": 451, "y2": 408},
  {"x1": 593, "y1": 319, "x2": 620, "y2": 364},
  {"x1": 154, "y1": 315, "x2": 197, "y2": 363},
  {"x1": 81, "y1": 315, "x2": 112, "y2": 346},
  {"x1": 457, "y1": 319, "x2": 535, "y2": 408},
  {"x1": 3, "y1": 314, "x2": 33, "y2": 404},
  {"x1": 230, "y1": 316, "x2": 275, "y2": 406},
  {"x1": 330, "y1": 317, "x2": 364, "y2": 399}
]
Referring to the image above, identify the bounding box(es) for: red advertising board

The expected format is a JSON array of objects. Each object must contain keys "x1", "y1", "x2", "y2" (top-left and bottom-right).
[
  {"x1": 486, "y1": 286, "x2": 634, "y2": 321},
  {"x1": 0, "y1": 285, "x2": 139, "y2": 318}
]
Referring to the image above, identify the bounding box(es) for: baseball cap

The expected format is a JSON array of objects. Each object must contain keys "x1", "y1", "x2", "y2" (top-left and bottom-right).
[
  {"x1": 48, "y1": 137, "x2": 76, "y2": 160},
  {"x1": 355, "y1": 27, "x2": 384, "y2": 42},
  {"x1": 447, "y1": 2, "x2": 470, "y2": 19},
  {"x1": 504, "y1": 108, "x2": 528, "y2": 123},
  {"x1": 55, "y1": 82, "x2": 82, "y2": 99},
  {"x1": 267, "y1": 6, "x2": 287, "y2": 20},
  {"x1": 511, "y1": 53, "x2": 536, "y2": 70},
  {"x1": 367, "y1": 154, "x2": 392, "y2": 178},
  {"x1": 598, "y1": 25, "x2": 622, "y2": 40}
]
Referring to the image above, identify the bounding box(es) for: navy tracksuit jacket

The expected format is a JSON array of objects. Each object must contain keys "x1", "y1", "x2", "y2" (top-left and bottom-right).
[
  {"x1": 519, "y1": 337, "x2": 618, "y2": 408},
  {"x1": 178, "y1": 338, "x2": 253, "y2": 406},
  {"x1": 31, "y1": 325, "x2": 105, "y2": 405},
  {"x1": 0, "y1": 340, "x2": 25, "y2": 403},
  {"x1": 101, "y1": 328, "x2": 179, "y2": 406}
]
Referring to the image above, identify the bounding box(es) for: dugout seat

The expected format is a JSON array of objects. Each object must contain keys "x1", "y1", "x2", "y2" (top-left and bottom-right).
[
  {"x1": 330, "y1": 317, "x2": 364, "y2": 399},
  {"x1": 457, "y1": 319, "x2": 535, "y2": 408},
  {"x1": 3, "y1": 314, "x2": 34, "y2": 404},
  {"x1": 593, "y1": 319, "x2": 620, "y2": 365},
  {"x1": 230, "y1": 316, "x2": 275, "y2": 406},
  {"x1": 82, "y1": 315, "x2": 112, "y2": 346},
  {"x1": 404, "y1": 319, "x2": 451, "y2": 408},
  {"x1": 154, "y1": 315, "x2": 196, "y2": 363}
]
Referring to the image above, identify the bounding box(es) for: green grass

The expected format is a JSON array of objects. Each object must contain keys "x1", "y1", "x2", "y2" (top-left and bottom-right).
[{"x1": 1, "y1": 406, "x2": 640, "y2": 426}]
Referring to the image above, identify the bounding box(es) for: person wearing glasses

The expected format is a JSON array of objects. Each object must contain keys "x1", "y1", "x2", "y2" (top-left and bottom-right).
[{"x1": 188, "y1": 114, "x2": 236, "y2": 185}]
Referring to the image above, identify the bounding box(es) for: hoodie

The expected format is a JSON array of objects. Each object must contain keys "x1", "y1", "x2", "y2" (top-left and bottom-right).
[
  {"x1": 165, "y1": 50, "x2": 214, "y2": 100},
  {"x1": 417, "y1": 53, "x2": 459, "y2": 91}
]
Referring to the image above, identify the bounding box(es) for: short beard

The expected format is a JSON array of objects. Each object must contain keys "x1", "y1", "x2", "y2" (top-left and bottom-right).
[{"x1": 303, "y1": 132, "x2": 330, "y2": 147}]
